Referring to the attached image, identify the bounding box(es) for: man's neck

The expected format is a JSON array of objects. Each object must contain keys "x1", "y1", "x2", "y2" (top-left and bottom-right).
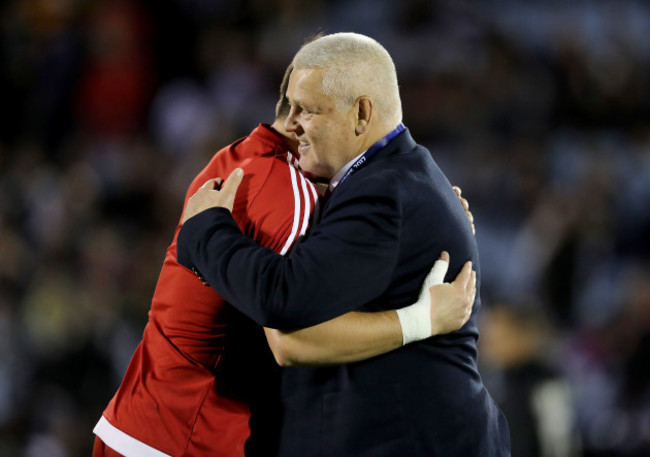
[
  {"x1": 329, "y1": 123, "x2": 402, "y2": 191},
  {"x1": 358, "y1": 123, "x2": 398, "y2": 155}
]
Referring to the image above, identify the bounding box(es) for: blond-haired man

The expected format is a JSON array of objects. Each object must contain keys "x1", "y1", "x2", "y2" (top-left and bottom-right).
[{"x1": 179, "y1": 33, "x2": 510, "y2": 456}]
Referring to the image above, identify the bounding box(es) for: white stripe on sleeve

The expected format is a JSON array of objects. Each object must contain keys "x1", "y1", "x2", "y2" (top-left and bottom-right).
[
  {"x1": 94, "y1": 416, "x2": 171, "y2": 457},
  {"x1": 296, "y1": 167, "x2": 316, "y2": 237},
  {"x1": 279, "y1": 153, "x2": 303, "y2": 255}
]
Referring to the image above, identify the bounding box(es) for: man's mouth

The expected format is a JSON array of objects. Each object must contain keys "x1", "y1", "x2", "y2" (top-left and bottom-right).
[{"x1": 298, "y1": 141, "x2": 310, "y2": 154}]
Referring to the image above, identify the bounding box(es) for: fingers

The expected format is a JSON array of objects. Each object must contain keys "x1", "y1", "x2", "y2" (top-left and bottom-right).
[
  {"x1": 427, "y1": 258, "x2": 477, "y2": 336},
  {"x1": 469, "y1": 270, "x2": 477, "y2": 301},
  {"x1": 463, "y1": 270, "x2": 477, "y2": 325},
  {"x1": 219, "y1": 168, "x2": 244, "y2": 211},
  {"x1": 466, "y1": 206, "x2": 476, "y2": 235},
  {"x1": 181, "y1": 169, "x2": 245, "y2": 224},
  {"x1": 425, "y1": 252, "x2": 450, "y2": 287},
  {"x1": 466, "y1": 209, "x2": 474, "y2": 223},
  {"x1": 200, "y1": 168, "x2": 240, "y2": 192},
  {"x1": 465, "y1": 269, "x2": 476, "y2": 300},
  {"x1": 452, "y1": 185, "x2": 476, "y2": 235},
  {"x1": 222, "y1": 168, "x2": 244, "y2": 192},
  {"x1": 453, "y1": 186, "x2": 468, "y2": 209},
  {"x1": 458, "y1": 196, "x2": 472, "y2": 222},
  {"x1": 455, "y1": 260, "x2": 473, "y2": 289},
  {"x1": 200, "y1": 178, "x2": 219, "y2": 189},
  {"x1": 454, "y1": 188, "x2": 471, "y2": 214}
]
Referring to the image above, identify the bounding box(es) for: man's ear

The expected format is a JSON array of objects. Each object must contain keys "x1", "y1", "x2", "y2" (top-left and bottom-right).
[{"x1": 355, "y1": 96, "x2": 373, "y2": 135}]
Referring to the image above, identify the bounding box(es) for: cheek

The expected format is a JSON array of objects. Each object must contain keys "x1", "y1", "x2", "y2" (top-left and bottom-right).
[
  {"x1": 304, "y1": 125, "x2": 325, "y2": 149},
  {"x1": 311, "y1": 134, "x2": 334, "y2": 162}
]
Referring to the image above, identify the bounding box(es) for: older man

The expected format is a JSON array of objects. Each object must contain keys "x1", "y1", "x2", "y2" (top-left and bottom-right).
[
  {"x1": 92, "y1": 58, "x2": 476, "y2": 457},
  {"x1": 178, "y1": 33, "x2": 511, "y2": 456}
]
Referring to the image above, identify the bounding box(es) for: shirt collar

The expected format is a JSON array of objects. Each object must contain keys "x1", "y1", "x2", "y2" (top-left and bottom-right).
[
  {"x1": 329, "y1": 150, "x2": 366, "y2": 192},
  {"x1": 328, "y1": 123, "x2": 405, "y2": 192}
]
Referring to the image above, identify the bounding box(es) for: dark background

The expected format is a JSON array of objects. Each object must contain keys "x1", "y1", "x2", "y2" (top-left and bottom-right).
[{"x1": 1, "y1": 0, "x2": 649, "y2": 455}]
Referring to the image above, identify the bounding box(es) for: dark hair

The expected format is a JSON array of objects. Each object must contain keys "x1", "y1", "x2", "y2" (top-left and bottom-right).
[
  {"x1": 274, "y1": 63, "x2": 293, "y2": 120},
  {"x1": 274, "y1": 33, "x2": 325, "y2": 120}
]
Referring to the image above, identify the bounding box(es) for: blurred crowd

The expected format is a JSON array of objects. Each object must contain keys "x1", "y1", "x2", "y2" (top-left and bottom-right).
[{"x1": 1, "y1": 0, "x2": 649, "y2": 456}]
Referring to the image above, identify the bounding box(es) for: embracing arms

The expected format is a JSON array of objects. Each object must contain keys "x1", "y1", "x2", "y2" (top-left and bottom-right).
[
  {"x1": 180, "y1": 169, "x2": 476, "y2": 366},
  {"x1": 264, "y1": 253, "x2": 475, "y2": 366}
]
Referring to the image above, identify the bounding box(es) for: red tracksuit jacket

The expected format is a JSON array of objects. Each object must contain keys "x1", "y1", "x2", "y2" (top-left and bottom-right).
[{"x1": 94, "y1": 124, "x2": 318, "y2": 457}]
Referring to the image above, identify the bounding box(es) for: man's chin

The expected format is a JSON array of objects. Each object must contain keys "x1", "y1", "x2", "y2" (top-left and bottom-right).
[{"x1": 298, "y1": 159, "x2": 330, "y2": 180}]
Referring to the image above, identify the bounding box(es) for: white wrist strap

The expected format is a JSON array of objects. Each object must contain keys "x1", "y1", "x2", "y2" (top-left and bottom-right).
[{"x1": 396, "y1": 259, "x2": 448, "y2": 345}]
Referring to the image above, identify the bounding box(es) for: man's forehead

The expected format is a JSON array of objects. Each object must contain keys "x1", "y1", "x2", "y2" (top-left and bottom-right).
[
  {"x1": 288, "y1": 68, "x2": 321, "y2": 92},
  {"x1": 287, "y1": 68, "x2": 327, "y2": 103}
]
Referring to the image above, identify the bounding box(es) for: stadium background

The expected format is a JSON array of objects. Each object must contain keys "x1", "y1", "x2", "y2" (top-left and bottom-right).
[{"x1": 1, "y1": 0, "x2": 649, "y2": 455}]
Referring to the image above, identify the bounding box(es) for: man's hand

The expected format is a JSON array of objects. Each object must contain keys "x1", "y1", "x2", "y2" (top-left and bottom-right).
[
  {"x1": 453, "y1": 186, "x2": 476, "y2": 235},
  {"x1": 396, "y1": 252, "x2": 476, "y2": 345},
  {"x1": 429, "y1": 255, "x2": 476, "y2": 336},
  {"x1": 181, "y1": 168, "x2": 244, "y2": 225}
]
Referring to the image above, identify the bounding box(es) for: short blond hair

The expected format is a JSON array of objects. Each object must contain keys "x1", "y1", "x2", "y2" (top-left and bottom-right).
[{"x1": 292, "y1": 32, "x2": 402, "y2": 128}]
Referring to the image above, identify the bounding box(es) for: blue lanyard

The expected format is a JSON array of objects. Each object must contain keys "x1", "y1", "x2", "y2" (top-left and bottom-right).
[{"x1": 338, "y1": 123, "x2": 405, "y2": 187}]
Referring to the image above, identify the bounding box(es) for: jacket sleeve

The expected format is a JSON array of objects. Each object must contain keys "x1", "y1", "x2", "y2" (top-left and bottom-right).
[{"x1": 177, "y1": 179, "x2": 402, "y2": 329}]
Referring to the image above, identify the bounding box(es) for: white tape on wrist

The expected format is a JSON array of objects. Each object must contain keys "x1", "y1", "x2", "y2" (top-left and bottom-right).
[
  {"x1": 396, "y1": 259, "x2": 448, "y2": 345},
  {"x1": 396, "y1": 295, "x2": 430, "y2": 345}
]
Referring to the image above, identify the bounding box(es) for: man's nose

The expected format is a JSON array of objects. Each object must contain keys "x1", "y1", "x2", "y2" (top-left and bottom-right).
[{"x1": 285, "y1": 109, "x2": 299, "y2": 133}]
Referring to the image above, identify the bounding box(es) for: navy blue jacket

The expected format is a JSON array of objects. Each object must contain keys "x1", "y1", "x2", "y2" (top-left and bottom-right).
[{"x1": 178, "y1": 129, "x2": 510, "y2": 457}]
